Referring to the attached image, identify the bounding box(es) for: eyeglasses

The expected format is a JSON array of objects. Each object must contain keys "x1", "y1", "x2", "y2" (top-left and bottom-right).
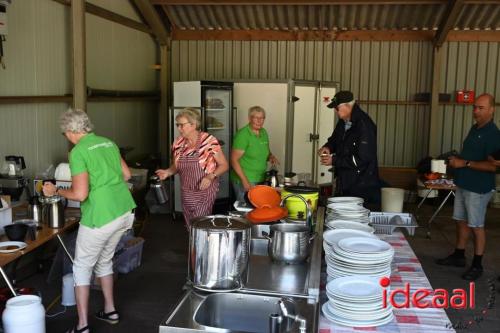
[{"x1": 176, "y1": 122, "x2": 191, "y2": 128}]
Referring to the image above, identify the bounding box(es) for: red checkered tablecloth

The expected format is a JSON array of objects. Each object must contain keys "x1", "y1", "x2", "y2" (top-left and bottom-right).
[{"x1": 318, "y1": 231, "x2": 455, "y2": 333}]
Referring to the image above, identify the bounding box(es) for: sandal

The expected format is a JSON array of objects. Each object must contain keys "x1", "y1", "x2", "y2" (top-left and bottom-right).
[
  {"x1": 95, "y1": 310, "x2": 120, "y2": 324},
  {"x1": 66, "y1": 324, "x2": 89, "y2": 333}
]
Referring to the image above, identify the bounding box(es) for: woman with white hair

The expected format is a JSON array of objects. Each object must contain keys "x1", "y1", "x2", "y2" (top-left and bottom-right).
[
  {"x1": 43, "y1": 109, "x2": 136, "y2": 333},
  {"x1": 230, "y1": 106, "x2": 279, "y2": 202},
  {"x1": 155, "y1": 108, "x2": 229, "y2": 227}
]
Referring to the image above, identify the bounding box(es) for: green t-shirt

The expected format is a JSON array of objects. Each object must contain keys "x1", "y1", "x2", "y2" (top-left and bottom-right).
[
  {"x1": 70, "y1": 133, "x2": 136, "y2": 228},
  {"x1": 230, "y1": 124, "x2": 270, "y2": 183},
  {"x1": 454, "y1": 121, "x2": 500, "y2": 193}
]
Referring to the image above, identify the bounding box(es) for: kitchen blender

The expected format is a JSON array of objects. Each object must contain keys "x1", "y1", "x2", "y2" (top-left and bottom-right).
[{"x1": 0, "y1": 156, "x2": 27, "y2": 201}]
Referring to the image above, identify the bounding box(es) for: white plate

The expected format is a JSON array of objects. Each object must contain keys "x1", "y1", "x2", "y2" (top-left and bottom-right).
[
  {"x1": 327, "y1": 275, "x2": 382, "y2": 298},
  {"x1": 326, "y1": 220, "x2": 375, "y2": 233},
  {"x1": 323, "y1": 229, "x2": 377, "y2": 247},
  {"x1": 338, "y1": 237, "x2": 393, "y2": 254},
  {"x1": 322, "y1": 302, "x2": 394, "y2": 327},
  {"x1": 0, "y1": 241, "x2": 28, "y2": 253},
  {"x1": 327, "y1": 196, "x2": 364, "y2": 204}
]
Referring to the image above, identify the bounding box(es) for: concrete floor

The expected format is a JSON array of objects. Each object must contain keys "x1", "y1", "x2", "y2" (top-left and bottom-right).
[{"x1": 13, "y1": 201, "x2": 500, "y2": 333}]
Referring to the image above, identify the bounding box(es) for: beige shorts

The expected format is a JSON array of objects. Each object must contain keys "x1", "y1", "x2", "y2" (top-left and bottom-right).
[{"x1": 73, "y1": 211, "x2": 134, "y2": 286}]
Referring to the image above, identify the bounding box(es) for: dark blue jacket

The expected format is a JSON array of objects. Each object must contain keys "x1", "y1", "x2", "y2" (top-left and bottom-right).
[{"x1": 323, "y1": 104, "x2": 380, "y2": 193}]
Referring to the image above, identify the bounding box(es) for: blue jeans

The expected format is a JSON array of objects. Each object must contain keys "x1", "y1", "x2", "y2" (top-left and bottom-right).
[{"x1": 232, "y1": 181, "x2": 257, "y2": 203}]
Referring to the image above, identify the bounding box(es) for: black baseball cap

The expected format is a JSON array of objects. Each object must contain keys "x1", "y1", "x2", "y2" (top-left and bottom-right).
[{"x1": 327, "y1": 90, "x2": 354, "y2": 109}]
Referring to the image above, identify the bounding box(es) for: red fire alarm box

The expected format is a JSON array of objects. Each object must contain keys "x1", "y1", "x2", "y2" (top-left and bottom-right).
[{"x1": 456, "y1": 90, "x2": 475, "y2": 104}]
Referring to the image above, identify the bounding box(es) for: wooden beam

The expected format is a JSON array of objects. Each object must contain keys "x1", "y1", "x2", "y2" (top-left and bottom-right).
[
  {"x1": 433, "y1": 0, "x2": 464, "y2": 47},
  {"x1": 159, "y1": 45, "x2": 170, "y2": 166},
  {"x1": 132, "y1": 0, "x2": 170, "y2": 45},
  {"x1": 52, "y1": 0, "x2": 153, "y2": 35},
  {"x1": 428, "y1": 46, "x2": 443, "y2": 157},
  {"x1": 72, "y1": 0, "x2": 87, "y2": 111},
  {"x1": 172, "y1": 29, "x2": 435, "y2": 41},
  {"x1": 0, "y1": 95, "x2": 159, "y2": 105},
  {"x1": 447, "y1": 30, "x2": 500, "y2": 42},
  {"x1": 152, "y1": 0, "x2": 446, "y2": 4}
]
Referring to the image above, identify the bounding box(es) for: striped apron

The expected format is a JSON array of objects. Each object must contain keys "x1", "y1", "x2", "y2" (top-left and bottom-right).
[{"x1": 177, "y1": 144, "x2": 219, "y2": 228}]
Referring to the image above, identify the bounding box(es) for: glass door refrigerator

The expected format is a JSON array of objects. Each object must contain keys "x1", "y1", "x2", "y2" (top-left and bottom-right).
[{"x1": 171, "y1": 81, "x2": 234, "y2": 215}]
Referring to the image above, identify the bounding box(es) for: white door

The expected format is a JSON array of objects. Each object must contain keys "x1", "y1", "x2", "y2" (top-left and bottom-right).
[
  {"x1": 291, "y1": 86, "x2": 317, "y2": 178},
  {"x1": 316, "y1": 86, "x2": 337, "y2": 184},
  {"x1": 233, "y1": 83, "x2": 288, "y2": 175}
]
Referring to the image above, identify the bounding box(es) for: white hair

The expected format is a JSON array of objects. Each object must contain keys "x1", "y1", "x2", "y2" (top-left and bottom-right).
[{"x1": 59, "y1": 108, "x2": 94, "y2": 133}]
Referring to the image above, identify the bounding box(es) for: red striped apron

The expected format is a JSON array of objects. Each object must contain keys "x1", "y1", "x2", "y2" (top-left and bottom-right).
[{"x1": 177, "y1": 139, "x2": 219, "y2": 228}]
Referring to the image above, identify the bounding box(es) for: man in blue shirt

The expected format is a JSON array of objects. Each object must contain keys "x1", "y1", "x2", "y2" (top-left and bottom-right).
[{"x1": 436, "y1": 93, "x2": 500, "y2": 281}]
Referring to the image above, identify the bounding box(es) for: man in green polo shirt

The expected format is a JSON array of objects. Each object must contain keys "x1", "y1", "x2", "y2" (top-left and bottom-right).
[
  {"x1": 436, "y1": 93, "x2": 500, "y2": 281},
  {"x1": 231, "y1": 106, "x2": 279, "y2": 202}
]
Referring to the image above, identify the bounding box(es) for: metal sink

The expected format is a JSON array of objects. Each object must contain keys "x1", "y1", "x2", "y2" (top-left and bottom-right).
[
  {"x1": 160, "y1": 290, "x2": 317, "y2": 332},
  {"x1": 194, "y1": 293, "x2": 298, "y2": 332}
]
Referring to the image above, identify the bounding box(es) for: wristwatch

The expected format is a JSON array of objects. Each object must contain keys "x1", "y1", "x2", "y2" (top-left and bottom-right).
[{"x1": 465, "y1": 160, "x2": 471, "y2": 168}]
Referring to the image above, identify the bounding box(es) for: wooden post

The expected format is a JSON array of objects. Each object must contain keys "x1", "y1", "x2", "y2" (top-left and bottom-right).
[
  {"x1": 428, "y1": 46, "x2": 442, "y2": 157},
  {"x1": 159, "y1": 44, "x2": 170, "y2": 166},
  {"x1": 72, "y1": 0, "x2": 86, "y2": 111}
]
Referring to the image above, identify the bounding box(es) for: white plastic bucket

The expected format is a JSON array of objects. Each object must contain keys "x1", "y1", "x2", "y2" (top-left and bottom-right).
[
  {"x1": 381, "y1": 188, "x2": 405, "y2": 213},
  {"x1": 2, "y1": 295, "x2": 45, "y2": 333},
  {"x1": 61, "y1": 273, "x2": 76, "y2": 306}
]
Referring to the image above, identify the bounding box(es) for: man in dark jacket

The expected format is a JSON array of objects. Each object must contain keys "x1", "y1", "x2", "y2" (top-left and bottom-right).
[{"x1": 319, "y1": 90, "x2": 381, "y2": 204}]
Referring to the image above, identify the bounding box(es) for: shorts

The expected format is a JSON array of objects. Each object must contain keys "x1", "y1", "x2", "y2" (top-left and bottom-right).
[
  {"x1": 452, "y1": 187, "x2": 493, "y2": 228},
  {"x1": 73, "y1": 211, "x2": 135, "y2": 286}
]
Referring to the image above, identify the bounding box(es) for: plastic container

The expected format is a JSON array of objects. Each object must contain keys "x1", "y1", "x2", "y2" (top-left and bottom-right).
[
  {"x1": 113, "y1": 237, "x2": 145, "y2": 274},
  {"x1": 2, "y1": 295, "x2": 45, "y2": 333},
  {"x1": 61, "y1": 274, "x2": 76, "y2": 306},
  {"x1": 369, "y1": 212, "x2": 418, "y2": 236},
  {"x1": 381, "y1": 188, "x2": 405, "y2": 213},
  {"x1": 0, "y1": 198, "x2": 13, "y2": 236}
]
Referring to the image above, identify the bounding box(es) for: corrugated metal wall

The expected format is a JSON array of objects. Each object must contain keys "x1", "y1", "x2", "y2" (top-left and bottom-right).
[
  {"x1": 171, "y1": 40, "x2": 433, "y2": 167},
  {"x1": 0, "y1": 0, "x2": 158, "y2": 177},
  {"x1": 437, "y1": 42, "x2": 500, "y2": 154}
]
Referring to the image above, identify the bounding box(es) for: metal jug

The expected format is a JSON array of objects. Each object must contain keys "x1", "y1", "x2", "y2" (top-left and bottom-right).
[
  {"x1": 150, "y1": 175, "x2": 168, "y2": 204},
  {"x1": 27, "y1": 196, "x2": 43, "y2": 226},
  {"x1": 266, "y1": 168, "x2": 280, "y2": 188},
  {"x1": 40, "y1": 195, "x2": 66, "y2": 229}
]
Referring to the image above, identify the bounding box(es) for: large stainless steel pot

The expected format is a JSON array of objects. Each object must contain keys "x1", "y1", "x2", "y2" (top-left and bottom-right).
[
  {"x1": 189, "y1": 215, "x2": 250, "y2": 292},
  {"x1": 264, "y1": 223, "x2": 315, "y2": 264}
]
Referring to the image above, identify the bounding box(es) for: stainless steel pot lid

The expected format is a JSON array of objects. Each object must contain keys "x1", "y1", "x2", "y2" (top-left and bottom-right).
[{"x1": 191, "y1": 215, "x2": 250, "y2": 231}]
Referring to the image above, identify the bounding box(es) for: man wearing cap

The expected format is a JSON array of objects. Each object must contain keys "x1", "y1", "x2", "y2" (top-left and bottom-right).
[{"x1": 318, "y1": 90, "x2": 381, "y2": 205}]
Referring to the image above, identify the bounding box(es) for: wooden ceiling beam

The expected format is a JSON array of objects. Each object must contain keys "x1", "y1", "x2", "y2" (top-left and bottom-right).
[
  {"x1": 433, "y1": 0, "x2": 465, "y2": 47},
  {"x1": 172, "y1": 29, "x2": 436, "y2": 41},
  {"x1": 133, "y1": 0, "x2": 170, "y2": 45},
  {"x1": 151, "y1": 0, "x2": 447, "y2": 4},
  {"x1": 447, "y1": 30, "x2": 500, "y2": 42},
  {"x1": 52, "y1": 0, "x2": 153, "y2": 34}
]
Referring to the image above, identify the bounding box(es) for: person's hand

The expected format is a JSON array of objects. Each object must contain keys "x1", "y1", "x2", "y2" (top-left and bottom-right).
[
  {"x1": 269, "y1": 154, "x2": 279, "y2": 166},
  {"x1": 320, "y1": 154, "x2": 333, "y2": 166},
  {"x1": 155, "y1": 169, "x2": 170, "y2": 181},
  {"x1": 42, "y1": 182, "x2": 57, "y2": 197},
  {"x1": 199, "y1": 175, "x2": 215, "y2": 190},
  {"x1": 318, "y1": 146, "x2": 330, "y2": 156},
  {"x1": 242, "y1": 180, "x2": 252, "y2": 192},
  {"x1": 448, "y1": 156, "x2": 466, "y2": 168},
  {"x1": 488, "y1": 155, "x2": 500, "y2": 167}
]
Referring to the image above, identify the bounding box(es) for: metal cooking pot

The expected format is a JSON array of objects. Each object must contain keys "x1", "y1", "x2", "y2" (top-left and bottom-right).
[
  {"x1": 189, "y1": 215, "x2": 250, "y2": 292},
  {"x1": 263, "y1": 223, "x2": 315, "y2": 264},
  {"x1": 39, "y1": 195, "x2": 66, "y2": 229}
]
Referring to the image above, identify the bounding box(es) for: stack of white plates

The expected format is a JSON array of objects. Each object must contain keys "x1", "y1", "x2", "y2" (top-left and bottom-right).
[
  {"x1": 325, "y1": 236, "x2": 394, "y2": 279},
  {"x1": 325, "y1": 219, "x2": 375, "y2": 233},
  {"x1": 326, "y1": 203, "x2": 370, "y2": 224},
  {"x1": 327, "y1": 196, "x2": 364, "y2": 205},
  {"x1": 323, "y1": 275, "x2": 394, "y2": 327}
]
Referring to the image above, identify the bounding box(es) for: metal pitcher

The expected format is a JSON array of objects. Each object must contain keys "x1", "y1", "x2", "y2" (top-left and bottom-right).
[
  {"x1": 27, "y1": 196, "x2": 43, "y2": 226},
  {"x1": 40, "y1": 195, "x2": 66, "y2": 229},
  {"x1": 189, "y1": 215, "x2": 250, "y2": 292}
]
